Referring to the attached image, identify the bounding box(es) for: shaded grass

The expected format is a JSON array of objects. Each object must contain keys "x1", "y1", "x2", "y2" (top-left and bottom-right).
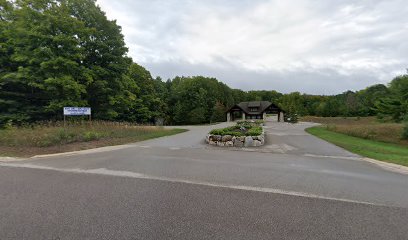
[
  {"x1": 306, "y1": 126, "x2": 408, "y2": 166},
  {"x1": 0, "y1": 121, "x2": 187, "y2": 157}
]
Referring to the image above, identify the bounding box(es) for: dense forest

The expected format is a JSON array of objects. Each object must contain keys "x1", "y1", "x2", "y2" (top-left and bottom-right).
[{"x1": 1, "y1": 0, "x2": 408, "y2": 127}]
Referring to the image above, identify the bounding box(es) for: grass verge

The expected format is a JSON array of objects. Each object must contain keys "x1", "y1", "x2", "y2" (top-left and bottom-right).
[
  {"x1": 306, "y1": 126, "x2": 408, "y2": 167},
  {"x1": 301, "y1": 116, "x2": 408, "y2": 146},
  {"x1": 0, "y1": 121, "x2": 187, "y2": 157}
]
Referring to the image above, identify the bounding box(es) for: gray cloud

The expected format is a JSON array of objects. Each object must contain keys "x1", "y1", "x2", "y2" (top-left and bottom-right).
[
  {"x1": 145, "y1": 60, "x2": 382, "y2": 94},
  {"x1": 97, "y1": 0, "x2": 408, "y2": 94}
]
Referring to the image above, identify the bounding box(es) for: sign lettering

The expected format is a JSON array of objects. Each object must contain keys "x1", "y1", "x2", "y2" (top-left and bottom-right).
[{"x1": 63, "y1": 107, "x2": 91, "y2": 116}]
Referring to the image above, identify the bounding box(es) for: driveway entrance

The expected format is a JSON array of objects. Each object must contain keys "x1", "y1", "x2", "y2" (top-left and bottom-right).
[{"x1": 261, "y1": 119, "x2": 359, "y2": 157}]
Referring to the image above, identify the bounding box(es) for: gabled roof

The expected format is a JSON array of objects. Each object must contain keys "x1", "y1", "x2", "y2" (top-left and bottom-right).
[
  {"x1": 248, "y1": 102, "x2": 261, "y2": 107},
  {"x1": 227, "y1": 101, "x2": 283, "y2": 114}
]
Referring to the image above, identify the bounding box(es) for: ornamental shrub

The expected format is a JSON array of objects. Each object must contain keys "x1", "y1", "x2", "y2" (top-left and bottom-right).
[
  {"x1": 247, "y1": 126, "x2": 263, "y2": 136},
  {"x1": 210, "y1": 125, "x2": 262, "y2": 136}
]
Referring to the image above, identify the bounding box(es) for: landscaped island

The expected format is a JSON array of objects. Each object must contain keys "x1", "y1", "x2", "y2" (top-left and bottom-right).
[{"x1": 206, "y1": 120, "x2": 265, "y2": 147}]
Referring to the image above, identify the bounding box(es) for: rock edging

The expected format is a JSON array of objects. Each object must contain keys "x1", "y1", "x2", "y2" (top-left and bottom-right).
[{"x1": 206, "y1": 128, "x2": 265, "y2": 147}]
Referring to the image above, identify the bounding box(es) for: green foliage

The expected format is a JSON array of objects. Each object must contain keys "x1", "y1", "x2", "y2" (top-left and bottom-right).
[
  {"x1": 375, "y1": 75, "x2": 408, "y2": 122},
  {"x1": 210, "y1": 101, "x2": 226, "y2": 123},
  {"x1": 279, "y1": 92, "x2": 306, "y2": 116},
  {"x1": 166, "y1": 76, "x2": 236, "y2": 125},
  {"x1": 0, "y1": 0, "x2": 131, "y2": 125},
  {"x1": 210, "y1": 128, "x2": 244, "y2": 137},
  {"x1": 210, "y1": 125, "x2": 262, "y2": 136},
  {"x1": 236, "y1": 120, "x2": 264, "y2": 127},
  {"x1": 82, "y1": 131, "x2": 104, "y2": 142},
  {"x1": 1, "y1": 0, "x2": 407, "y2": 127},
  {"x1": 188, "y1": 107, "x2": 207, "y2": 124},
  {"x1": 123, "y1": 63, "x2": 166, "y2": 123},
  {"x1": 285, "y1": 111, "x2": 299, "y2": 123},
  {"x1": 247, "y1": 126, "x2": 263, "y2": 136}
]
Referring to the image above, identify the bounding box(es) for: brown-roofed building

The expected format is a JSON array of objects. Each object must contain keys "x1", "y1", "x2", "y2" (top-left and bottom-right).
[{"x1": 226, "y1": 101, "x2": 285, "y2": 122}]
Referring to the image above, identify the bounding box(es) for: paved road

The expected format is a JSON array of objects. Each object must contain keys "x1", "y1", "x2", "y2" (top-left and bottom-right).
[{"x1": 1, "y1": 120, "x2": 408, "y2": 239}]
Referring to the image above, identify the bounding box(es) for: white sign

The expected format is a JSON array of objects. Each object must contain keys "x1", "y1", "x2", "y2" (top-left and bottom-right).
[{"x1": 63, "y1": 107, "x2": 91, "y2": 116}]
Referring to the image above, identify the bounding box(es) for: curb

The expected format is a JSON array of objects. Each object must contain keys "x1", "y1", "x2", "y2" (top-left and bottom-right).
[
  {"x1": 31, "y1": 144, "x2": 137, "y2": 159},
  {"x1": 0, "y1": 144, "x2": 138, "y2": 162},
  {"x1": 0, "y1": 157, "x2": 26, "y2": 162},
  {"x1": 362, "y1": 157, "x2": 408, "y2": 175}
]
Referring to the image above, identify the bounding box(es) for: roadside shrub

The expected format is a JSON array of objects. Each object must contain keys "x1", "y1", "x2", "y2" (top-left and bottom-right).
[
  {"x1": 1, "y1": 120, "x2": 14, "y2": 130},
  {"x1": 82, "y1": 131, "x2": 104, "y2": 141},
  {"x1": 57, "y1": 129, "x2": 77, "y2": 142},
  {"x1": 34, "y1": 129, "x2": 77, "y2": 147}
]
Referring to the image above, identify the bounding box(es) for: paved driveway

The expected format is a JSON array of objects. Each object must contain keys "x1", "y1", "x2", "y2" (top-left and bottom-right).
[
  {"x1": 262, "y1": 120, "x2": 358, "y2": 157},
  {"x1": 145, "y1": 122, "x2": 234, "y2": 148},
  {"x1": 1, "y1": 121, "x2": 407, "y2": 239},
  {"x1": 143, "y1": 120, "x2": 358, "y2": 158}
]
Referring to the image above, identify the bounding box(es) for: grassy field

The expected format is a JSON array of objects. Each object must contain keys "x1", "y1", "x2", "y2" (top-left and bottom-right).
[
  {"x1": 302, "y1": 116, "x2": 408, "y2": 146},
  {"x1": 0, "y1": 121, "x2": 187, "y2": 157},
  {"x1": 306, "y1": 127, "x2": 408, "y2": 166},
  {"x1": 302, "y1": 116, "x2": 408, "y2": 166}
]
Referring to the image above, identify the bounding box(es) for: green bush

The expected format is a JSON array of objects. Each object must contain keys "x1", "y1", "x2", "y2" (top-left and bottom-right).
[
  {"x1": 236, "y1": 120, "x2": 264, "y2": 126},
  {"x1": 247, "y1": 126, "x2": 263, "y2": 136},
  {"x1": 82, "y1": 131, "x2": 104, "y2": 141},
  {"x1": 36, "y1": 129, "x2": 77, "y2": 147},
  {"x1": 210, "y1": 127, "x2": 245, "y2": 136},
  {"x1": 56, "y1": 129, "x2": 77, "y2": 142},
  {"x1": 210, "y1": 125, "x2": 262, "y2": 136},
  {"x1": 285, "y1": 112, "x2": 299, "y2": 123},
  {"x1": 209, "y1": 129, "x2": 225, "y2": 135}
]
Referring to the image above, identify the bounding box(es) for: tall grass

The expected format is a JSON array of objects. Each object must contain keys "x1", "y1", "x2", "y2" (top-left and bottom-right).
[
  {"x1": 302, "y1": 116, "x2": 408, "y2": 146},
  {"x1": 325, "y1": 123, "x2": 407, "y2": 146},
  {"x1": 307, "y1": 127, "x2": 408, "y2": 166},
  {"x1": 0, "y1": 121, "x2": 184, "y2": 148}
]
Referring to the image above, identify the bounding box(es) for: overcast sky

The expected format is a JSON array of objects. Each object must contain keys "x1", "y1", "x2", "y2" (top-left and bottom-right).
[{"x1": 96, "y1": 0, "x2": 408, "y2": 94}]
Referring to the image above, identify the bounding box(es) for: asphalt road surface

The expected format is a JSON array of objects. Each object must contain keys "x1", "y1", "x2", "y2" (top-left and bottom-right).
[{"x1": 1, "y1": 120, "x2": 408, "y2": 240}]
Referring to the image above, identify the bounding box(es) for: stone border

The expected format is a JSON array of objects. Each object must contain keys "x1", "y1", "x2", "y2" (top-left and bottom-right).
[{"x1": 206, "y1": 128, "x2": 265, "y2": 147}]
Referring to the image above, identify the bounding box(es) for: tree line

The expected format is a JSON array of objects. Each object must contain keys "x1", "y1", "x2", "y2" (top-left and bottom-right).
[{"x1": 1, "y1": 0, "x2": 407, "y2": 127}]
